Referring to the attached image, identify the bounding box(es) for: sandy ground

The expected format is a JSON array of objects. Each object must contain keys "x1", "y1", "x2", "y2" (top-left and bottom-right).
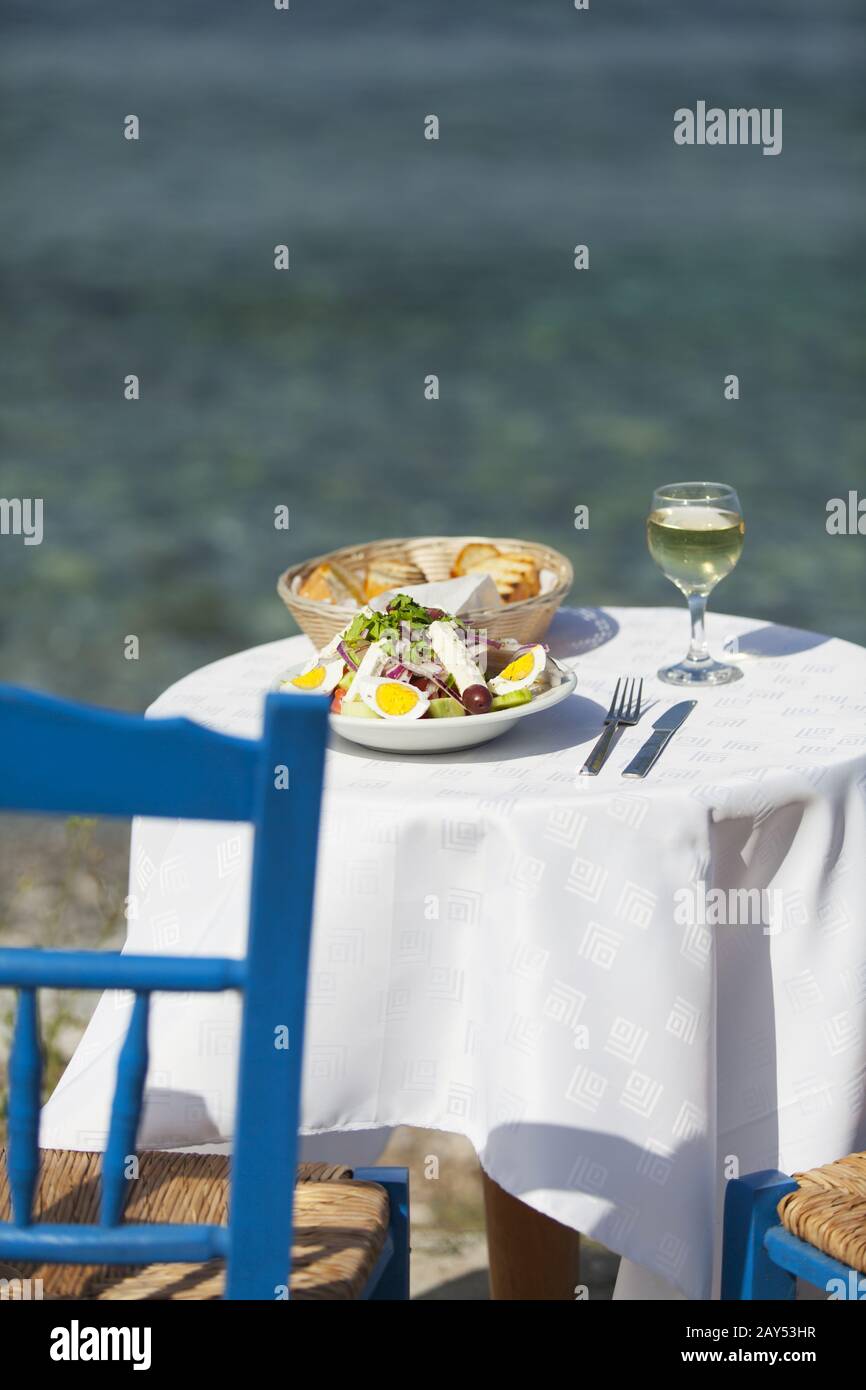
[{"x1": 381, "y1": 1127, "x2": 619, "y2": 1300}]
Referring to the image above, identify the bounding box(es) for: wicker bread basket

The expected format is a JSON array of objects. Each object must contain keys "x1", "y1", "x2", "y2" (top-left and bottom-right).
[{"x1": 278, "y1": 535, "x2": 573, "y2": 650}]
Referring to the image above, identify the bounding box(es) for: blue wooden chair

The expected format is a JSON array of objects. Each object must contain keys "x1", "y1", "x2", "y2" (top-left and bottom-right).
[
  {"x1": 0, "y1": 684, "x2": 409, "y2": 1300},
  {"x1": 722, "y1": 1154, "x2": 866, "y2": 1300}
]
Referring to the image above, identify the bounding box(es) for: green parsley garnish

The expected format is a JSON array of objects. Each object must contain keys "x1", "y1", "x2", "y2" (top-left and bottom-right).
[
  {"x1": 345, "y1": 610, "x2": 372, "y2": 643},
  {"x1": 364, "y1": 594, "x2": 450, "y2": 642}
]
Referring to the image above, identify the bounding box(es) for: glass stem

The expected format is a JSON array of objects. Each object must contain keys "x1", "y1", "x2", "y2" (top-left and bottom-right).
[{"x1": 687, "y1": 593, "x2": 710, "y2": 664}]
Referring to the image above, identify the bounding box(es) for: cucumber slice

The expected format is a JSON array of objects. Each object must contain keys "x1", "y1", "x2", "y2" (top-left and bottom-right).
[
  {"x1": 490, "y1": 688, "x2": 532, "y2": 711},
  {"x1": 340, "y1": 700, "x2": 378, "y2": 719},
  {"x1": 428, "y1": 696, "x2": 466, "y2": 719}
]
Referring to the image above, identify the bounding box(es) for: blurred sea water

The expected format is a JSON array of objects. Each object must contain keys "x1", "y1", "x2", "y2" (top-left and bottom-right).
[{"x1": 1, "y1": 0, "x2": 864, "y2": 706}]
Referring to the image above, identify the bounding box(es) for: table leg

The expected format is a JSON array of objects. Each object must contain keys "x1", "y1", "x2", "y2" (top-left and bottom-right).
[{"x1": 482, "y1": 1170, "x2": 581, "y2": 1300}]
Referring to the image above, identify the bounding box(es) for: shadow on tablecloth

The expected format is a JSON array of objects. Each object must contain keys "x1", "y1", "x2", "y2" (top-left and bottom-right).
[
  {"x1": 723, "y1": 623, "x2": 830, "y2": 660},
  {"x1": 330, "y1": 692, "x2": 608, "y2": 765},
  {"x1": 547, "y1": 607, "x2": 620, "y2": 660}
]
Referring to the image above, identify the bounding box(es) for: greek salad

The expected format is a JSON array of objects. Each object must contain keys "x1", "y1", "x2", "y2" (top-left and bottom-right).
[{"x1": 281, "y1": 594, "x2": 560, "y2": 722}]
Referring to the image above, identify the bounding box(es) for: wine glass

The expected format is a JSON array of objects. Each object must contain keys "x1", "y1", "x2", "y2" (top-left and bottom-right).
[{"x1": 647, "y1": 481, "x2": 745, "y2": 686}]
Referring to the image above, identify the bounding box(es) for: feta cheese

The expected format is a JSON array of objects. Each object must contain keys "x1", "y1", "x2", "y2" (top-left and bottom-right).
[
  {"x1": 427, "y1": 620, "x2": 486, "y2": 694},
  {"x1": 350, "y1": 637, "x2": 390, "y2": 689}
]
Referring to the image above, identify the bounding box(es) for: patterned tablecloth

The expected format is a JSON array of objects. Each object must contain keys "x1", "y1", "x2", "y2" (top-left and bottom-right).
[{"x1": 42, "y1": 606, "x2": 866, "y2": 1298}]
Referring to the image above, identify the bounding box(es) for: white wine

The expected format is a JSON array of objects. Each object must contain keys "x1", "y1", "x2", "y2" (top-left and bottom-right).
[
  {"x1": 648, "y1": 482, "x2": 745, "y2": 687},
  {"x1": 647, "y1": 505, "x2": 744, "y2": 596}
]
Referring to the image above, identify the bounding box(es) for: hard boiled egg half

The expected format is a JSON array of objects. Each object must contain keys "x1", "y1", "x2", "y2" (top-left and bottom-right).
[
  {"x1": 358, "y1": 678, "x2": 430, "y2": 721},
  {"x1": 489, "y1": 644, "x2": 547, "y2": 695},
  {"x1": 285, "y1": 656, "x2": 344, "y2": 694}
]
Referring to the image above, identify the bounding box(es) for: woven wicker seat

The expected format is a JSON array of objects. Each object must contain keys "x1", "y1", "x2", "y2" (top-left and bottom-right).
[
  {"x1": 777, "y1": 1150, "x2": 866, "y2": 1275},
  {"x1": 0, "y1": 1149, "x2": 390, "y2": 1300}
]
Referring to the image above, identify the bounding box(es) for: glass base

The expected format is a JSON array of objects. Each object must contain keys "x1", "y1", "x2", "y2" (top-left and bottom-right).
[{"x1": 657, "y1": 658, "x2": 743, "y2": 687}]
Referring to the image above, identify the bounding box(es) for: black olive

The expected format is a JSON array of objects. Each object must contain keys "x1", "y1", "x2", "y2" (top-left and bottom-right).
[{"x1": 463, "y1": 684, "x2": 492, "y2": 714}]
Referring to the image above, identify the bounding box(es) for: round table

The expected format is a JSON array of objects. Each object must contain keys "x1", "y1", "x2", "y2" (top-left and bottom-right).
[{"x1": 42, "y1": 606, "x2": 866, "y2": 1299}]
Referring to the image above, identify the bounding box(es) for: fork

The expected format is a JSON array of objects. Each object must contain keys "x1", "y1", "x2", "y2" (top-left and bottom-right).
[{"x1": 579, "y1": 677, "x2": 644, "y2": 777}]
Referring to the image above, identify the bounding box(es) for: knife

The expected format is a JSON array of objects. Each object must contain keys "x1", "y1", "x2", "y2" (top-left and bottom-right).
[{"x1": 621, "y1": 700, "x2": 696, "y2": 779}]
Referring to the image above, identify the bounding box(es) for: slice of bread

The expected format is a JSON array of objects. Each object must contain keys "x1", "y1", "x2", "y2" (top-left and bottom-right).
[
  {"x1": 363, "y1": 558, "x2": 426, "y2": 601},
  {"x1": 451, "y1": 541, "x2": 540, "y2": 603},
  {"x1": 459, "y1": 550, "x2": 540, "y2": 604},
  {"x1": 298, "y1": 564, "x2": 334, "y2": 602},
  {"x1": 451, "y1": 542, "x2": 500, "y2": 578},
  {"x1": 299, "y1": 561, "x2": 365, "y2": 605}
]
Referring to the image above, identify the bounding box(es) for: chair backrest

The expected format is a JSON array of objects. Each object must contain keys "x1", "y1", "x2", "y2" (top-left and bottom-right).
[{"x1": 0, "y1": 683, "x2": 330, "y2": 1299}]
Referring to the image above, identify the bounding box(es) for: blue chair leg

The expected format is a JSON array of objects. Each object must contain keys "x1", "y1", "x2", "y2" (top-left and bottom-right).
[
  {"x1": 722, "y1": 1169, "x2": 798, "y2": 1300},
  {"x1": 354, "y1": 1166, "x2": 410, "y2": 1300}
]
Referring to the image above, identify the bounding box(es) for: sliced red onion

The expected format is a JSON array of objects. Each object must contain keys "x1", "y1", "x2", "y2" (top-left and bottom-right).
[
  {"x1": 336, "y1": 641, "x2": 358, "y2": 670},
  {"x1": 401, "y1": 660, "x2": 467, "y2": 707}
]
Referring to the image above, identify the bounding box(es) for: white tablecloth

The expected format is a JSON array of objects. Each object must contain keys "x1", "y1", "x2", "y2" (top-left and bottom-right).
[{"x1": 42, "y1": 607, "x2": 866, "y2": 1299}]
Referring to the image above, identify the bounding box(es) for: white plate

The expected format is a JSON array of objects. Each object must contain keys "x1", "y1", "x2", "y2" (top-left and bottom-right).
[{"x1": 274, "y1": 663, "x2": 577, "y2": 754}]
